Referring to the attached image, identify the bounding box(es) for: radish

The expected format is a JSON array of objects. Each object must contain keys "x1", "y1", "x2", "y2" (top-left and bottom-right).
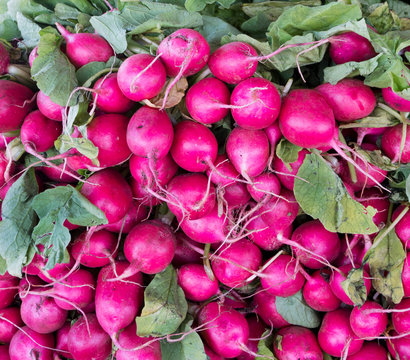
[
  {"x1": 253, "y1": 289, "x2": 290, "y2": 328},
  {"x1": 0, "y1": 79, "x2": 35, "y2": 132},
  {"x1": 205, "y1": 345, "x2": 224, "y2": 360},
  {"x1": 170, "y1": 120, "x2": 218, "y2": 172},
  {"x1": 211, "y1": 239, "x2": 262, "y2": 288},
  {"x1": 354, "y1": 126, "x2": 387, "y2": 146},
  {"x1": 29, "y1": 46, "x2": 38, "y2": 67},
  {"x1": 126, "y1": 106, "x2": 174, "y2": 159},
  {"x1": 0, "y1": 345, "x2": 8, "y2": 360},
  {"x1": 167, "y1": 173, "x2": 216, "y2": 221},
  {"x1": 55, "y1": 322, "x2": 72, "y2": 359},
  {"x1": 329, "y1": 264, "x2": 372, "y2": 305},
  {"x1": 0, "y1": 273, "x2": 19, "y2": 310},
  {"x1": 0, "y1": 43, "x2": 9, "y2": 74},
  {"x1": 207, "y1": 154, "x2": 240, "y2": 187},
  {"x1": 198, "y1": 302, "x2": 249, "y2": 358},
  {"x1": 117, "y1": 54, "x2": 166, "y2": 102},
  {"x1": 0, "y1": 307, "x2": 22, "y2": 343},
  {"x1": 67, "y1": 313, "x2": 112, "y2": 360},
  {"x1": 290, "y1": 220, "x2": 340, "y2": 269},
  {"x1": 303, "y1": 269, "x2": 341, "y2": 312},
  {"x1": 387, "y1": 330, "x2": 410, "y2": 359},
  {"x1": 37, "y1": 91, "x2": 65, "y2": 122},
  {"x1": 95, "y1": 261, "x2": 144, "y2": 336},
  {"x1": 402, "y1": 252, "x2": 410, "y2": 297},
  {"x1": 71, "y1": 230, "x2": 118, "y2": 268},
  {"x1": 177, "y1": 263, "x2": 219, "y2": 301},
  {"x1": 80, "y1": 168, "x2": 133, "y2": 224},
  {"x1": 349, "y1": 301, "x2": 388, "y2": 339},
  {"x1": 392, "y1": 298, "x2": 410, "y2": 334},
  {"x1": 223, "y1": 182, "x2": 252, "y2": 209},
  {"x1": 104, "y1": 200, "x2": 147, "y2": 234},
  {"x1": 173, "y1": 232, "x2": 203, "y2": 266},
  {"x1": 9, "y1": 326, "x2": 54, "y2": 360},
  {"x1": 92, "y1": 73, "x2": 134, "y2": 113},
  {"x1": 226, "y1": 127, "x2": 270, "y2": 181},
  {"x1": 328, "y1": 31, "x2": 377, "y2": 65},
  {"x1": 20, "y1": 292, "x2": 67, "y2": 334},
  {"x1": 273, "y1": 326, "x2": 323, "y2": 360},
  {"x1": 115, "y1": 323, "x2": 161, "y2": 360},
  {"x1": 318, "y1": 308, "x2": 364, "y2": 357},
  {"x1": 382, "y1": 87, "x2": 410, "y2": 112},
  {"x1": 265, "y1": 122, "x2": 282, "y2": 150},
  {"x1": 246, "y1": 172, "x2": 281, "y2": 202},
  {"x1": 272, "y1": 149, "x2": 309, "y2": 190},
  {"x1": 185, "y1": 77, "x2": 230, "y2": 125},
  {"x1": 315, "y1": 79, "x2": 376, "y2": 123},
  {"x1": 55, "y1": 23, "x2": 114, "y2": 68},
  {"x1": 260, "y1": 254, "x2": 305, "y2": 297},
  {"x1": 39, "y1": 164, "x2": 77, "y2": 184},
  {"x1": 356, "y1": 188, "x2": 389, "y2": 231},
  {"x1": 237, "y1": 317, "x2": 266, "y2": 360},
  {"x1": 346, "y1": 342, "x2": 388, "y2": 360},
  {"x1": 230, "y1": 77, "x2": 281, "y2": 130},
  {"x1": 381, "y1": 124, "x2": 410, "y2": 163}
]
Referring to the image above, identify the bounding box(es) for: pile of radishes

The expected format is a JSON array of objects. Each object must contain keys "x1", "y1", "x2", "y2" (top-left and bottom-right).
[{"x1": 0, "y1": 9, "x2": 409, "y2": 360}]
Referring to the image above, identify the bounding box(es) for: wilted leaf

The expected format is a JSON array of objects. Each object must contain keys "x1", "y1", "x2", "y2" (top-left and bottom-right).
[
  {"x1": 355, "y1": 146, "x2": 400, "y2": 171},
  {"x1": 368, "y1": 2, "x2": 401, "y2": 34},
  {"x1": 341, "y1": 267, "x2": 368, "y2": 306},
  {"x1": 144, "y1": 77, "x2": 188, "y2": 109},
  {"x1": 339, "y1": 106, "x2": 400, "y2": 129}
]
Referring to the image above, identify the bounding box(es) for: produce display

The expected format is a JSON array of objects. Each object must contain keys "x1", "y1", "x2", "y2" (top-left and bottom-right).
[{"x1": 0, "y1": 0, "x2": 409, "y2": 359}]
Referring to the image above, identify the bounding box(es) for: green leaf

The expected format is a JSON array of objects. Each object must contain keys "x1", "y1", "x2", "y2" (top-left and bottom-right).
[
  {"x1": 368, "y1": 2, "x2": 401, "y2": 34},
  {"x1": 314, "y1": 19, "x2": 371, "y2": 41},
  {"x1": 339, "y1": 106, "x2": 400, "y2": 129},
  {"x1": 0, "y1": 19, "x2": 21, "y2": 41},
  {"x1": 160, "y1": 315, "x2": 207, "y2": 360},
  {"x1": 54, "y1": 134, "x2": 99, "y2": 164},
  {"x1": 54, "y1": 3, "x2": 82, "y2": 20},
  {"x1": 199, "y1": 15, "x2": 240, "y2": 52},
  {"x1": 355, "y1": 146, "x2": 400, "y2": 171},
  {"x1": 31, "y1": 27, "x2": 78, "y2": 106},
  {"x1": 0, "y1": 169, "x2": 39, "y2": 277},
  {"x1": 76, "y1": 56, "x2": 122, "y2": 86},
  {"x1": 276, "y1": 290, "x2": 320, "y2": 328},
  {"x1": 294, "y1": 153, "x2": 379, "y2": 234},
  {"x1": 136, "y1": 265, "x2": 188, "y2": 337},
  {"x1": 256, "y1": 330, "x2": 276, "y2": 360},
  {"x1": 341, "y1": 267, "x2": 368, "y2": 306},
  {"x1": 365, "y1": 228, "x2": 406, "y2": 304},
  {"x1": 31, "y1": 185, "x2": 107, "y2": 269},
  {"x1": 15, "y1": 11, "x2": 41, "y2": 47},
  {"x1": 184, "y1": 0, "x2": 210, "y2": 12},
  {"x1": 90, "y1": 10, "x2": 127, "y2": 53},
  {"x1": 276, "y1": 138, "x2": 302, "y2": 166}
]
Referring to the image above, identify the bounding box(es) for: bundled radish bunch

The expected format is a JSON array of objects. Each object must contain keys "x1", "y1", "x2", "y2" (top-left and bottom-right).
[{"x1": 0, "y1": 0, "x2": 409, "y2": 359}]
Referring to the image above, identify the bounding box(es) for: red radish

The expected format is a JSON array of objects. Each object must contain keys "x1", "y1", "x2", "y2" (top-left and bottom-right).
[
  {"x1": 71, "y1": 230, "x2": 118, "y2": 268},
  {"x1": 37, "y1": 91, "x2": 65, "y2": 121},
  {"x1": 95, "y1": 261, "x2": 144, "y2": 336},
  {"x1": 354, "y1": 126, "x2": 387, "y2": 146},
  {"x1": 346, "y1": 342, "x2": 388, "y2": 360},
  {"x1": 318, "y1": 309, "x2": 364, "y2": 357},
  {"x1": 121, "y1": 220, "x2": 176, "y2": 278},
  {"x1": 253, "y1": 289, "x2": 289, "y2": 328},
  {"x1": 0, "y1": 273, "x2": 19, "y2": 310},
  {"x1": 0, "y1": 43, "x2": 9, "y2": 74},
  {"x1": 28, "y1": 46, "x2": 38, "y2": 67},
  {"x1": 328, "y1": 31, "x2": 377, "y2": 65},
  {"x1": 272, "y1": 149, "x2": 309, "y2": 190},
  {"x1": 0, "y1": 307, "x2": 22, "y2": 343},
  {"x1": 67, "y1": 314, "x2": 112, "y2": 360},
  {"x1": 246, "y1": 172, "x2": 281, "y2": 202},
  {"x1": 226, "y1": 127, "x2": 270, "y2": 181},
  {"x1": 350, "y1": 301, "x2": 387, "y2": 339},
  {"x1": 237, "y1": 317, "x2": 266, "y2": 360},
  {"x1": 392, "y1": 298, "x2": 410, "y2": 334},
  {"x1": 387, "y1": 331, "x2": 410, "y2": 359},
  {"x1": 9, "y1": 326, "x2": 54, "y2": 360},
  {"x1": 223, "y1": 182, "x2": 252, "y2": 209},
  {"x1": 104, "y1": 200, "x2": 147, "y2": 234},
  {"x1": 80, "y1": 168, "x2": 133, "y2": 224},
  {"x1": 329, "y1": 264, "x2": 372, "y2": 305},
  {"x1": 265, "y1": 122, "x2": 282, "y2": 150},
  {"x1": 356, "y1": 188, "x2": 389, "y2": 231},
  {"x1": 315, "y1": 79, "x2": 376, "y2": 122},
  {"x1": 20, "y1": 293, "x2": 67, "y2": 334},
  {"x1": 130, "y1": 177, "x2": 162, "y2": 207},
  {"x1": 177, "y1": 263, "x2": 219, "y2": 301},
  {"x1": 55, "y1": 23, "x2": 114, "y2": 67},
  {"x1": 167, "y1": 173, "x2": 216, "y2": 221},
  {"x1": 198, "y1": 302, "x2": 249, "y2": 358},
  {"x1": 381, "y1": 124, "x2": 410, "y2": 163},
  {"x1": 172, "y1": 232, "x2": 203, "y2": 266},
  {"x1": 402, "y1": 252, "x2": 410, "y2": 297},
  {"x1": 206, "y1": 154, "x2": 240, "y2": 187},
  {"x1": 303, "y1": 269, "x2": 341, "y2": 312},
  {"x1": 205, "y1": 345, "x2": 224, "y2": 360},
  {"x1": 126, "y1": 106, "x2": 174, "y2": 159},
  {"x1": 39, "y1": 164, "x2": 78, "y2": 183},
  {"x1": 230, "y1": 77, "x2": 281, "y2": 130},
  {"x1": 115, "y1": 323, "x2": 161, "y2": 360},
  {"x1": 20, "y1": 110, "x2": 62, "y2": 153},
  {"x1": 0, "y1": 151, "x2": 14, "y2": 188},
  {"x1": 260, "y1": 254, "x2": 305, "y2": 297},
  {"x1": 92, "y1": 73, "x2": 134, "y2": 113},
  {"x1": 55, "y1": 322, "x2": 73, "y2": 359},
  {"x1": 0, "y1": 79, "x2": 35, "y2": 132},
  {"x1": 290, "y1": 220, "x2": 340, "y2": 269},
  {"x1": 212, "y1": 239, "x2": 262, "y2": 288},
  {"x1": 273, "y1": 326, "x2": 323, "y2": 360},
  {"x1": 185, "y1": 77, "x2": 230, "y2": 125},
  {"x1": 382, "y1": 87, "x2": 410, "y2": 112},
  {"x1": 171, "y1": 120, "x2": 218, "y2": 172},
  {"x1": 0, "y1": 345, "x2": 8, "y2": 359},
  {"x1": 117, "y1": 54, "x2": 166, "y2": 102}
]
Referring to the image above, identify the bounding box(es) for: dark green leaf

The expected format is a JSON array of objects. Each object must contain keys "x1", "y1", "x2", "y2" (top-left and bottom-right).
[
  {"x1": 0, "y1": 169, "x2": 39, "y2": 277},
  {"x1": 256, "y1": 330, "x2": 276, "y2": 360},
  {"x1": 294, "y1": 153, "x2": 379, "y2": 234},
  {"x1": 276, "y1": 138, "x2": 302, "y2": 166},
  {"x1": 389, "y1": 164, "x2": 410, "y2": 202},
  {"x1": 160, "y1": 315, "x2": 207, "y2": 360},
  {"x1": 54, "y1": 134, "x2": 99, "y2": 164},
  {"x1": 276, "y1": 290, "x2": 320, "y2": 328},
  {"x1": 76, "y1": 56, "x2": 122, "y2": 86},
  {"x1": 31, "y1": 185, "x2": 107, "y2": 269},
  {"x1": 341, "y1": 267, "x2": 368, "y2": 306},
  {"x1": 136, "y1": 265, "x2": 188, "y2": 337}
]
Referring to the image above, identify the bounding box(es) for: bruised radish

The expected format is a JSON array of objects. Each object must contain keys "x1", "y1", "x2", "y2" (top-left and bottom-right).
[
  {"x1": 37, "y1": 91, "x2": 65, "y2": 121},
  {"x1": 382, "y1": 87, "x2": 410, "y2": 112}
]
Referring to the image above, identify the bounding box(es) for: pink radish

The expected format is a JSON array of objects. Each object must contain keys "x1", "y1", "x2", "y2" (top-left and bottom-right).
[
  {"x1": 37, "y1": 91, "x2": 65, "y2": 121},
  {"x1": 104, "y1": 200, "x2": 148, "y2": 234},
  {"x1": 350, "y1": 301, "x2": 388, "y2": 339},
  {"x1": 9, "y1": 326, "x2": 54, "y2": 360},
  {"x1": 355, "y1": 126, "x2": 387, "y2": 146},
  {"x1": 0, "y1": 345, "x2": 8, "y2": 359},
  {"x1": 356, "y1": 188, "x2": 389, "y2": 231},
  {"x1": 223, "y1": 182, "x2": 252, "y2": 209},
  {"x1": 55, "y1": 322, "x2": 73, "y2": 359},
  {"x1": 0, "y1": 307, "x2": 23, "y2": 343},
  {"x1": 253, "y1": 289, "x2": 290, "y2": 328},
  {"x1": 0, "y1": 273, "x2": 19, "y2": 310},
  {"x1": 387, "y1": 330, "x2": 410, "y2": 359},
  {"x1": 246, "y1": 172, "x2": 281, "y2": 202},
  {"x1": 393, "y1": 205, "x2": 410, "y2": 249},
  {"x1": 272, "y1": 149, "x2": 309, "y2": 190},
  {"x1": 265, "y1": 121, "x2": 282, "y2": 150},
  {"x1": 402, "y1": 252, "x2": 410, "y2": 297},
  {"x1": 382, "y1": 87, "x2": 410, "y2": 112},
  {"x1": 347, "y1": 342, "x2": 388, "y2": 360},
  {"x1": 29, "y1": 46, "x2": 38, "y2": 67},
  {"x1": 237, "y1": 317, "x2": 266, "y2": 360},
  {"x1": 392, "y1": 298, "x2": 410, "y2": 334},
  {"x1": 381, "y1": 124, "x2": 410, "y2": 163},
  {"x1": 173, "y1": 232, "x2": 203, "y2": 267},
  {"x1": 207, "y1": 154, "x2": 240, "y2": 187}
]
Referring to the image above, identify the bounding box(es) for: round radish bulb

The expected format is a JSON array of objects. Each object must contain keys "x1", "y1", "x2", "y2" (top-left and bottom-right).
[
  {"x1": 55, "y1": 23, "x2": 114, "y2": 67},
  {"x1": 346, "y1": 342, "x2": 388, "y2": 360},
  {"x1": 104, "y1": 200, "x2": 148, "y2": 234},
  {"x1": 0, "y1": 151, "x2": 14, "y2": 188},
  {"x1": 28, "y1": 46, "x2": 38, "y2": 67},
  {"x1": 172, "y1": 232, "x2": 203, "y2": 267},
  {"x1": 130, "y1": 177, "x2": 161, "y2": 207},
  {"x1": 315, "y1": 79, "x2": 376, "y2": 122},
  {"x1": 387, "y1": 331, "x2": 410, "y2": 359},
  {"x1": 223, "y1": 182, "x2": 252, "y2": 210},
  {"x1": 0, "y1": 274, "x2": 19, "y2": 310},
  {"x1": 206, "y1": 154, "x2": 240, "y2": 187},
  {"x1": 92, "y1": 73, "x2": 134, "y2": 113},
  {"x1": 402, "y1": 252, "x2": 410, "y2": 297},
  {"x1": 9, "y1": 326, "x2": 54, "y2": 360},
  {"x1": 392, "y1": 298, "x2": 410, "y2": 334},
  {"x1": 273, "y1": 149, "x2": 310, "y2": 190},
  {"x1": 253, "y1": 289, "x2": 289, "y2": 328},
  {"x1": 0, "y1": 307, "x2": 23, "y2": 343},
  {"x1": 246, "y1": 172, "x2": 281, "y2": 202},
  {"x1": 55, "y1": 322, "x2": 73, "y2": 359},
  {"x1": 265, "y1": 122, "x2": 282, "y2": 150},
  {"x1": 185, "y1": 77, "x2": 230, "y2": 125},
  {"x1": 117, "y1": 53, "x2": 166, "y2": 102},
  {"x1": 350, "y1": 301, "x2": 388, "y2": 339},
  {"x1": 328, "y1": 31, "x2": 377, "y2": 65},
  {"x1": 230, "y1": 77, "x2": 281, "y2": 130},
  {"x1": 382, "y1": 87, "x2": 410, "y2": 112},
  {"x1": 237, "y1": 317, "x2": 266, "y2": 360},
  {"x1": 37, "y1": 91, "x2": 65, "y2": 121},
  {"x1": 381, "y1": 124, "x2": 410, "y2": 163}
]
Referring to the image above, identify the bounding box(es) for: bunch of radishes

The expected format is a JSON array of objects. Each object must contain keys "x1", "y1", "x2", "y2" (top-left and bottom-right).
[{"x1": 0, "y1": 13, "x2": 409, "y2": 360}]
